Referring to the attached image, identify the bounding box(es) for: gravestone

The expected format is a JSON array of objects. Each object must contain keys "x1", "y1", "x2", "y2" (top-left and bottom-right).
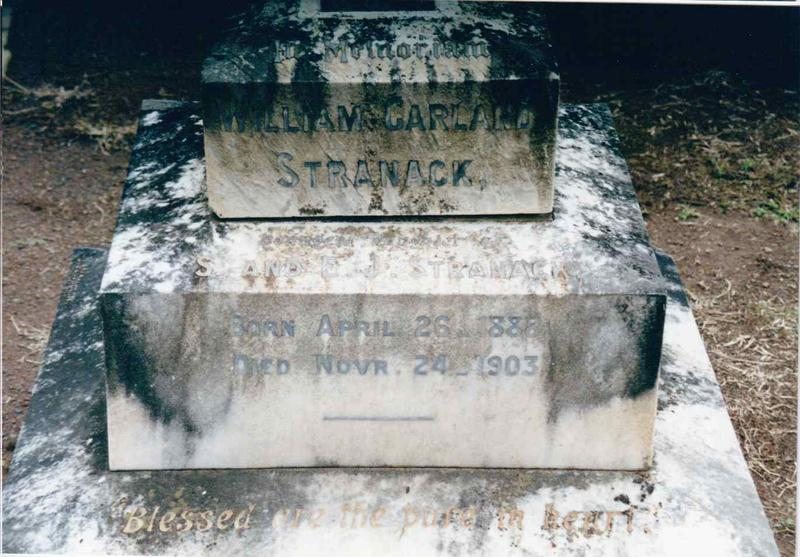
[
  {"x1": 97, "y1": 2, "x2": 661, "y2": 471},
  {"x1": 1, "y1": 1, "x2": 781, "y2": 554},
  {"x1": 202, "y1": 1, "x2": 559, "y2": 218}
]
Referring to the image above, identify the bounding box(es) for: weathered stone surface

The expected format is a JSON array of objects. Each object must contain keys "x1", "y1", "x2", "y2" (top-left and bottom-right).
[
  {"x1": 99, "y1": 101, "x2": 664, "y2": 470},
  {"x1": 2, "y1": 248, "x2": 779, "y2": 555},
  {"x1": 202, "y1": 0, "x2": 559, "y2": 218}
]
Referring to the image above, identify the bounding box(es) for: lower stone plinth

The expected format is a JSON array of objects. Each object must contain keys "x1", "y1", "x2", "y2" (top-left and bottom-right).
[{"x1": 1, "y1": 248, "x2": 779, "y2": 556}]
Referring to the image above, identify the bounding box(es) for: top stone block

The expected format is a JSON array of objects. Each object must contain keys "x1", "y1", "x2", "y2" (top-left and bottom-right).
[{"x1": 202, "y1": 0, "x2": 559, "y2": 218}]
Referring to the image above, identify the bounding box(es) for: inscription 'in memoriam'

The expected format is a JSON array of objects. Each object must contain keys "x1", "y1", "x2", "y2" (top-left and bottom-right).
[{"x1": 274, "y1": 39, "x2": 491, "y2": 63}]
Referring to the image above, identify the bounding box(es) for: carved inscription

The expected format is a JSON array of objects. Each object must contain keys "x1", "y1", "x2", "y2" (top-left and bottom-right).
[
  {"x1": 114, "y1": 498, "x2": 657, "y2": 543},
  {"x1": 542, "y1": 504, "x2": 655, "y2": 538},
  {"x1": 116, "y1": 501, "x2": 256, "y2": 535},
  {"x1": 277, "y1": 155, "x2": 479, "y2": 189},
  {"x1": 274, "y1": 39, "x2": 490, "y2": 63},
  {"x1": 220, "y1": 101, "x2": 535, "y2": 134},
  {"x1": 228, "y1": 312, "x2": 544, "y2": 380},
  {"x1": 196, "y1": 251, "x2": 574, "y2": 392},
  {"x1": 217, "y1": 99, "x2": 537, "y2": 194},
  {"x1": 196, "y1": 256, "x2": 570, "y2": 283},
  {"x1": 204, "y1": 8, "x2": 559, "y2": 216}
]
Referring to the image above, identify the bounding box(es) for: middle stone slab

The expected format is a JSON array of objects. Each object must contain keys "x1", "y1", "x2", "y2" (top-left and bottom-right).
[{"x1": 201, "y1": 1, "x2": 559, "y2": 218}]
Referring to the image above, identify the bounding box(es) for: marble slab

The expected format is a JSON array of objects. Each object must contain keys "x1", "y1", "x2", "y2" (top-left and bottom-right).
[
  {"x1": 202, "y1": 0, "x2": 559, "y2": 217},
  {"x1": 1, "y1": 248, "x2": 779, "y2": 556},
  {"x1": 99, "y1": 102, "x2": 665, "y2": 470}
]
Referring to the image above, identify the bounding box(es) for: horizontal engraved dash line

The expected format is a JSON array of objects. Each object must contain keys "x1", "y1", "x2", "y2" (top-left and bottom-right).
[{"x1": 323, "y1": 416, "x2": 435, "y2": 422}]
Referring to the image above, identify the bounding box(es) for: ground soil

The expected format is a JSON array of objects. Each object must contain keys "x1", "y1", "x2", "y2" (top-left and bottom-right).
[
  {"x1": 2, "y1": 125, "x2": 128, "y2": 450},
  {"x1": 1, "y1": 30, "x2": 797, "y2": 557},
  {"x1": 647, "y1": 210, "x2": 797, "y2": 552}
]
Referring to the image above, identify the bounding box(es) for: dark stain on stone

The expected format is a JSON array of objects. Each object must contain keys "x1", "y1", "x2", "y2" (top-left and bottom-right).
[
  {"x1": 101, "y1": 293, "x2": 237, "y2": 446},
  {"x1": 640, "y1": 482, "x2": 655, "y2": 502},
  {"x1": 101, "y1": 294, "x2": 189, "y2": 431},
  {"x1": 658, "y1": 366, "x2": 724, "y2": 410},
  {"x1": 626, "y1": 295, "x2": 665, "y2": 399},
  {"x1": 368, "y1": 183, "x2": 384, "y2": 212},
  {"x1": 655, "y1": 250, "x2": 690, "y2": 307},
  {"x1": 438, "y1": 199, "x2": 456, "y2": 213},
  {"x1": 299, "y1": 205, "x2": 325, "y2": 216},
  {"x1": 543, "y1": 295, "x2": 664, "y2": 424}
]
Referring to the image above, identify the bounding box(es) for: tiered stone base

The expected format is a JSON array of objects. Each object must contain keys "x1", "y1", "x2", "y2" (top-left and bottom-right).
[{"x1": 1, "y1": 249, "x2": 778, "y2": 556}]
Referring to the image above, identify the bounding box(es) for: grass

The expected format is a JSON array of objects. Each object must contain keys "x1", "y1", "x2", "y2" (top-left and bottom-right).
[
  {"x1": 599, "y1": 70, "x2": 799, "y2": 220},
  {"x1": 3, "y1": 77, "x2": 136, "y2": 153},
  {"x1": 9, "y1": 316, "x2": 50, "y2": 366},
  {"x1": 698, "y1": 291, "x2": 797, "y2": 548},
  {"x1": 753, "y1": 199, "x2": 800, "y2": 223},
  {"x1": 677, "y1": 206, "x2": 700, "y2": 221}
]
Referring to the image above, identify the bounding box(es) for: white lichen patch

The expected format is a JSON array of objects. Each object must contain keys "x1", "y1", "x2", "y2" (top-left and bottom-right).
[
  {"x1": 166, "y1": 158, "x2": 204, "y2": 199},
  {"x1": 102, "y1": 111, "x2": 209, "y2": 294},
  {"x1": 141, "y1": 111, "x2": 162, "y2": 127}
]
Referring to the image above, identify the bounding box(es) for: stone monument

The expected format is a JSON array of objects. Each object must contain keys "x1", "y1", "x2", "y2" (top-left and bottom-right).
[
  {"x1": 100, "y1": 0, "x2": 663, "y2": 471},
  {"x1": 2, "y1": 2, "x2": 780, "y2": 555}
]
